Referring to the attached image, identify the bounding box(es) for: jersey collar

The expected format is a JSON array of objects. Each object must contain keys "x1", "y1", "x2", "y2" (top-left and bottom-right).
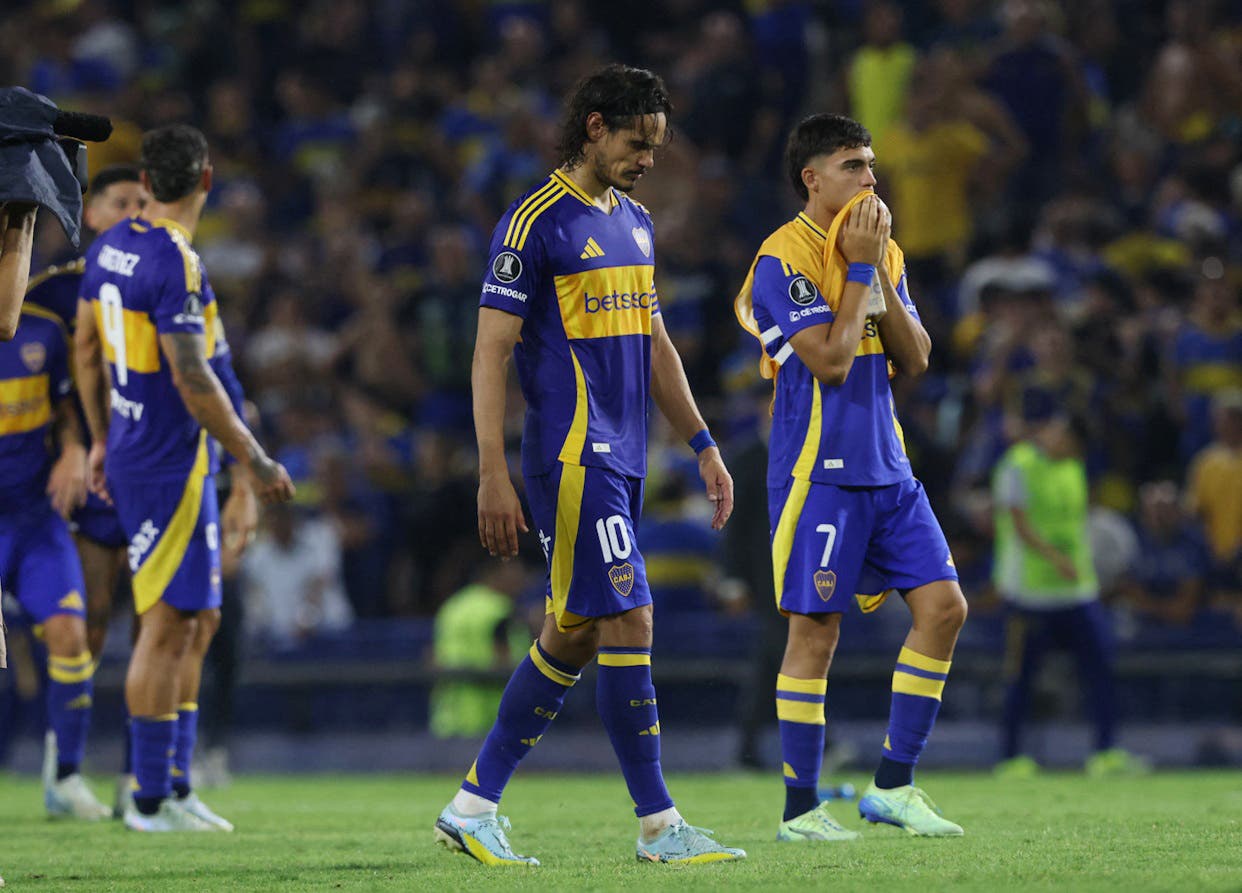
[
  {"x1": 150, "y1": 217, "x2": 193, "y2": 243},
  {"x1": 552, "y1": 169, "x2": 619, "y2": 212},
  {"x1": 795, "y1": 211, "x2": 828, "y2": 241}
]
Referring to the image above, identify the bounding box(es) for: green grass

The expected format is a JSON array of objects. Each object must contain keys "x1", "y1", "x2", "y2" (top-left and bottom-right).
[{"x1": 2, "y1": 771, "x2": 1241, "y2": 891}]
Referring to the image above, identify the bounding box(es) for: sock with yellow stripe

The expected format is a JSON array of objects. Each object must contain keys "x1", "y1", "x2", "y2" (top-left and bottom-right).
[
  {"x1": 458, "y1": 641, "x2": 580, "y2": 808},
  {"x1": 47, "y1": 651, "x2": 95, "y2": 780},
  {"x1": 875, "y1": 646, "x2": 951, "y2": 789},
  {"x1": 132, "y1": 714, "x2": 177, "y2": 814},
  {"x1": 776, "y1": 673, "x2": 826, "y2": 820},
  {"x1": 172, "y1": 702, "x2": 198, "y2": 799},
  {"x1": 596, "y1": 647, "x2": 674, "y2": 817}
]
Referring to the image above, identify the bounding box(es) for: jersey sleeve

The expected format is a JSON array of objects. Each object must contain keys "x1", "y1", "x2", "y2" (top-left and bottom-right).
[
  {"x1": 150, "y1": 241, "x2": 208, "y2": 336},
  {"x1": 993, "y1": 459, "x2": 1027, "y2": 509},
  {"x1": 894, "y1": 265, "x2": 921, "y2": 322},
  {"x1": 47, "y1": 323, "x2": 73, "y2": 400},
  {"x1": 479, "y1": 207, "x2": 546, "y2": 320},
  {"x1": 752, "y1": 254, "x2": 834, "y2": 341}
]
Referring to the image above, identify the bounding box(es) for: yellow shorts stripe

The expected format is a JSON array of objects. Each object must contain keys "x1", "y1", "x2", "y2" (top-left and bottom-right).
[
  {"x1": 897, "y1": 647, "x2": 952, "y2": 675},
  {"x1": 776, "y1": 697, "x2": 825, "y2": 724},
  {"x1": 771, "y1": 478, "x2": 811, "y2": 610},
  {"x1": 775, "y1": 673, "x2": 827, "y2": 695},
  {"x1": 549, "y1": 463, "x2": 586, "y2": 632},
  {"x1": 132, "y1": 434, "x2": 209, "y2": 615},
  {"x1": 856, "y1": 591, "x2": 892, "y2": 614},
  {"x1": 597, "y1": 652, "x2": 651, "y2": 668},
  {"x1": 892, "y1": 671, "x2": 945, "y2": 700},
  {"x1": 528, "y1": 642, "x2": 579, "y2": 687}
]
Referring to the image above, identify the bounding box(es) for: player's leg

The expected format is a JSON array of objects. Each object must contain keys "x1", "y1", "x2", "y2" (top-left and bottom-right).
[
  {"x1": 855, "y1": 479, "x2": 966, "y2": 835},
  {"x1": 997, "y1": 607, "x2": 1049, "y2": 776},
  {"x1": 1069, "y1": 602, "x2": 1145, "y2": 775},
  {"x1": 75, "y1": 534, "x2": 125, "y2": 660}
]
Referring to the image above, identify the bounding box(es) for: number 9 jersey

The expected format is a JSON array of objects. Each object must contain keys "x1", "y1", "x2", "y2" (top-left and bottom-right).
[{"x1": 79, "y1": 217, "x2": 219, "y2": 484}]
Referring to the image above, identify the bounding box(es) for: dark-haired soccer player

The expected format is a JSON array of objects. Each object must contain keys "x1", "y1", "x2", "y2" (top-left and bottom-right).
[
  {"x1": 77, "y1": 125, "x2": 294, "y2": 832},
  {"x1": 736, "y1": 113, "x2": 967, "y2": 839},
  {"x1": 434, "y1": 64, "x2": 745, "y2": 866}
]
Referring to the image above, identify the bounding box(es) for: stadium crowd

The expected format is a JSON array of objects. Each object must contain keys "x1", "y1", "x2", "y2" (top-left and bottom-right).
[{"x1": 3, "y1": 0, "x2": 1241, "y2": 643}]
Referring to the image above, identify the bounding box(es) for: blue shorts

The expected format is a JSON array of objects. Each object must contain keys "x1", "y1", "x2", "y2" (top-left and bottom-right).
[
  {"x1": 769, "y1": 477, "x2": 957, "y2": 616},
  {"x1": 110, "y1": 442, "x2": 221, "y2": 616},
  {"x1": 69, "y1": 490, "x2": 128, "y2": 549},
  {"x1": 0, "y1": 502, "x2": 87, "y2": 625},
  {"x1": 526, "y1": 462, "x2": 652, "y2": 631}
]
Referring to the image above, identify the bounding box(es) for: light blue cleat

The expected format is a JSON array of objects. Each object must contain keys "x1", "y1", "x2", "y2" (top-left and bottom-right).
[
  {"x1": 636, "y1": 821, "x2": 747, "y2": 864},
  {"x1": 434, "y1": 805, "x2": 539, "y2": 866}
]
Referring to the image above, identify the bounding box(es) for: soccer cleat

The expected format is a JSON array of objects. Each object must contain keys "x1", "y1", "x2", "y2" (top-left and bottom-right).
[
  {"x1": 777, "y1": 801, "x2": 861, "y2": 842},
  {"x1": 858, "y1": 781, "x2": 963, "y2": 837},
  {"x1": 45, "y1": 773, "x2": 111, "y2": 820},
  {"x1": 1085, "y1": 748, "x2": 1150, "y2": 777},
  {"x1": 994, "y1": 755, "x2": 1041, "y2": 779},
  {"x1": 177, "y1": 792, "x2": 234, "y2": 831},
  {"x1": 636, "y1": 821, "x2": 747, "y2": 863},
  {"x1": 41, "y1": 730, "x2": 57, "y2": 790},
  {"x1": 114, "y1": 773, "x2": 135, "y2": 819},
  {"x1": 123, "y1": 798, "x2": 215, "y2": 832},
  {"x1": 434, "y1": 805, "x2": 539, "y2": 866}
]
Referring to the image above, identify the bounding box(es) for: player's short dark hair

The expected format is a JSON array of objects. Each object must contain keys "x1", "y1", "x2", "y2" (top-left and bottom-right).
[
  {"x1": 140, "y1": 124, "x2": 209, "y2": 202},
  {"x1": 785, "y1": 114, "x2": 872, "y2": 201},
  {"x1": 88, "y1": 164, "x2": 141, "y2": 198},
  {"x1": 556, "y1": 64, "x2": 672, "y2": 169}
]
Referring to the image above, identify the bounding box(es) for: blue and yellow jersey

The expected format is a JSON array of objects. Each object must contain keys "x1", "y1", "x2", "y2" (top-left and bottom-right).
[
  {"x1": 479, "y1": 170, "x2": 660, "y2": 479},
  {"x1": 25, "y1": 258, "x2": 86, "y2": 333},
  {"x1": 79, "y1": 217, "x2": 219, "y2": 483},
  {"x1": 748, "y1": 212, "x2": 915, "y2": 488},
  {"x1": 0, "y1": 305, "x2": 72, "y2": 506}
]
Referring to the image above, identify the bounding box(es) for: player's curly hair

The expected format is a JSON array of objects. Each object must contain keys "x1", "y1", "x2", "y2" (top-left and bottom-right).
[
  {"x1": 140, "y1": 124, "x2": 208, "y2": 202},
  {"x1": 785, "y1": 114, "x2": 872, "y2": 201},
  {"x1": 556, "y1": 64, "x2": 673, "y2": 170}
]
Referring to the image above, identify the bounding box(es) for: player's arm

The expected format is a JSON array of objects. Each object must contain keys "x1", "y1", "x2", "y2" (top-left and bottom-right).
[
  {"x1": 47, "y1": 394, "x2": 87, "y2": 519},
  {"x1": 160, "y1": 330, "x2": 294, "y2": 503},
  {"x1": 473, "y1": 306, "x2": 528, "y2": 558},
  {"x1": 74, "y1": 297, "x2": 113, "y2": 497},
  {"x1": 0, "y1": 203, "x2": 38, "y2": 340},
  {"x1": 996, "y1": 463, "x2": 1077, "y2": 582},
  {"x1": 788, "y1": 195, "x2": 889, "y2": 386},
  {"x1": 211, "y1": 335, "x2": 260, "y2": 561},
  {"x1": 650, "y1": 314, "x2": 733, "y2": 530},
  {"x1": 876, "y1": 268, "x2": 931, "y2": 377}
]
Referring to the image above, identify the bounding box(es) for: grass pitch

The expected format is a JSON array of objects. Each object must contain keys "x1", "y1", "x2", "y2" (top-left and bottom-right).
[{"x1": 1, "y1": 770, "x2": 1240, "y2": 891}]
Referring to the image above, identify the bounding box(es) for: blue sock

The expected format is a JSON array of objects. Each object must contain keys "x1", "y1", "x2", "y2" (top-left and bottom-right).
[
  {"x1": 596, "y1": 647, "x2": 674, "y2": 818},
  {"x1": 776, "y1": 673, "x2": 826, "y2": 820},
  {"x1": 461, "y1": 642, "x2": 579, "y2": 804},
  {"x1": 47, "y1": 652, "x2": 95, "y2": 779},
  {"x1": 131, "y1": 714, "x2": 177, "y2": 814},
  {"x1": 876, "y1": 647, "x2": 950, "y2": 789},
  {"x1": 172, "y1": 702, "x2": 198, "y2": 798}
]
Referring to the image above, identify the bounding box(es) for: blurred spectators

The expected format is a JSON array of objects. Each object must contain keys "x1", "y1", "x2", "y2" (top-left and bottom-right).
[{"x1": 1, "y1": 0, "x2": 1238, "y2": 652}]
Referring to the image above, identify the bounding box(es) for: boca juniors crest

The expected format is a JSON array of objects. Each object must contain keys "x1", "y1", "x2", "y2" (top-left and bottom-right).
[
  {"x1": 813, "y1": 569, "x2": 837, "y2": 602},
  {"x1": 21, "y1": 342, "x2": 45, "y2": 372},
  {"x1": 631, "y1": 227, "x2": 651, "y2": 258},
  {"x1": 608, "y1": 562, "x2": 635, "y2": 596}
]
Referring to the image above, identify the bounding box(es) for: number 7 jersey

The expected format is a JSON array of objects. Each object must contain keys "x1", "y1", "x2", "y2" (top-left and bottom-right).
[{"x1": 80, "y1": 217, "x2": 219, "y2": 482}]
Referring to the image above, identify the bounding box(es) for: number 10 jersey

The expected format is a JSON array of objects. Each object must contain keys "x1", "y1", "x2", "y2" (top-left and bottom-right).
[{"x1": 80, "y1": 216, "x2": 219, "y2": 483}]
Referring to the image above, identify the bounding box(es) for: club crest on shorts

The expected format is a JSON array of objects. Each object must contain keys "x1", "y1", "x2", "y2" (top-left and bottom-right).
[
  {"x1": 608, "y1": 562, "x2": 635, "y2": 596},
  {"x1": 20, "y1": 341, "x2": 45, "y2": 372},
  {"x1": 631, "y1": 227, "x2": 651, "y2": 258},
  {"x1": 813, "y1": 569, "x2": 837, "y2": 602}
]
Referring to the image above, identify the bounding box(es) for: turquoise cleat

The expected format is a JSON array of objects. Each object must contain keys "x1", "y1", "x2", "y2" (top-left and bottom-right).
[
  {"x1": 636, "y1": 820, "x2": 747, "y2": 864},
  {"x1": 858, "y1": 781, "x2": 964, "y2": 837},
  {"x1": 777, "y1": 801, "x2": 861, "y2": 842},
  {"x1": 433, "y1": 805, "x2": 539, "y2": 866}
]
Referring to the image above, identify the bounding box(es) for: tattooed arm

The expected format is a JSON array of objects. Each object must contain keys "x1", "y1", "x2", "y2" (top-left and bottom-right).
[{"x1": 159, "y1": 330, "x2": 294, "y2": 503}]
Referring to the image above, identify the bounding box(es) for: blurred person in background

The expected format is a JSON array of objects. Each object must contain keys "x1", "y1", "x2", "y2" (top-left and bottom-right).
[
  {"x1": 846, "y1": 1, "x2": 916, "y2": 149},
  {"x1": 1113, "y1": 481, "x2": 1209, "y2": 627},
  {"x1": 992, "y1": 411, "x2": 1144, "y2": 777},
  {"x1": 429, "y1": 558, "x2": 534, "y2": 739},
  {"x1": 242, "y1": 501, "x2": 353, "y2": 650},
  {"x1": 1168, "y1": 275, "x2": 1242, "y2": 463},
  {"x1": 1186, "y1": 391, "x2": 1242, "y2": 600}
]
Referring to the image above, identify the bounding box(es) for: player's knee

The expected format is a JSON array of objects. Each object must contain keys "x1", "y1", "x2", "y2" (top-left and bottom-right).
[
  {"x1": 597, "y1": 605, "x2": 653, "y2": 648},
  {"x1": 784, "y1": 613, "x2": 841, "y2": 668},
  {"x1": 926, "y1": 589, "x2": 967, "y2": 634},
  {"x1": 197, "y1": 608, "x2": 222, "y2": 639},
  {"x1": 42, "y1": 614, "x2": 89, "y2": 657}
]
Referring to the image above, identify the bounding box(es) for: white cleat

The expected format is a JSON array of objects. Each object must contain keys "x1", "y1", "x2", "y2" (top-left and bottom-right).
[
  {"x1": 114, "y1": 773, "x2": 135, "y2": 819},
  {"x1": 123, "y1": 798, "x2": 215, "y2": 832},
  {"x1": 45, "y1": 773, "x2": 111, "y2": 821},
  {"x1": 177, "y1": 792, "x2": 234, "y2": 831},
  {"x1": 41, "y1": 730, "x2": 57, "y2": 788}
]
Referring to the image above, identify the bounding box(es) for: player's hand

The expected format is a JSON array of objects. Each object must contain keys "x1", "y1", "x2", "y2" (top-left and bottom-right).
[
  {"x1": 247, "y1": 454, "x2": 295, "y2": 504},
  {"x1": 221, "y1": 472, "x2": 259, "y2": 565},
  {"x1": 838, "y1": 194, "x2": 889, "y2": 267},
  {"x1": 478, "y1": 470, "x2": 528, "y2": 558},
  {"x1": 86, "y1": 441, "x2": 110, "y2": 504},
  {"x1": 697, "y1": 446, "x2": 735, "y2": 531},
  {"x1": 47, "y1": 443, "x2": 88, "y2": 519}
]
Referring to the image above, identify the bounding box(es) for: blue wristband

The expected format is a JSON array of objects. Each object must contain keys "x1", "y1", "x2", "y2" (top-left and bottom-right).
[
  {"x1": 689, "y1": 429, "x2": 716, "y2": 455},
  {"x1": 846, "y1": 262, "x2": 876, "y2": 286}
]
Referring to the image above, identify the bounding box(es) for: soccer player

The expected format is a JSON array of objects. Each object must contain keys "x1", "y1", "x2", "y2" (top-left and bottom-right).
[
  {"x1": 76, "y1": 124, "x2": 293, "y2": 832},
  {"x1": 434, "y1": 64, "x2": 745, "y2": 866},
  {"x1": 0, "y1": 293, "x2": 109, "y2": 819},
  {"x1": 735, "y1": 113, "x2": 967, "y2": 839}
]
